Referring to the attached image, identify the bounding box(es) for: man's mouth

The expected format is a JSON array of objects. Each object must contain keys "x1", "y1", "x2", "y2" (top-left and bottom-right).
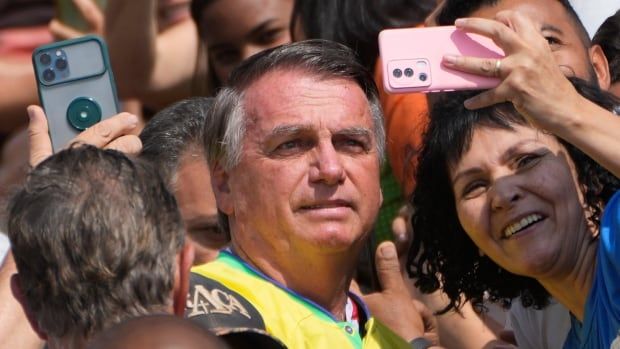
[
  {"x1": 503, "y1": 213, "x2": 545, "y2": 238},
  {"x1": 299, "y1": 200, "x2": 353, "y2": 210}
]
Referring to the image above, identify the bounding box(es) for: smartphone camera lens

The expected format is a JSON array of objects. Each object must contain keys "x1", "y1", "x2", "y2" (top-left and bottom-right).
[
  {"x1": 419, "y1": 73, "x2": 428, "y2": 82},
  {"x1": 55, "y1": 58, "x2": 68, "y2": 70},
  {"x1": 39, "y1": 53, "x2": 52, "y2": 66},
  {"x1": 392, "y1": 68, "x2": 403, "y2": 78},
  {"x1": 43, "y1": 68, "x2": 56, "y2": 82},
  {"x1": 67, "y1": 97, "x2": 102, "y2": 131},
  {"x1": 404, "y1": 68, "x2": 414, "y2": 77}
]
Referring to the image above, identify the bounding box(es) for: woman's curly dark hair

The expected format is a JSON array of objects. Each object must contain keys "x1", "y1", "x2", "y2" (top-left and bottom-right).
[{"x1": 407, "y1": 78, "x2": 620, "y2": 314}]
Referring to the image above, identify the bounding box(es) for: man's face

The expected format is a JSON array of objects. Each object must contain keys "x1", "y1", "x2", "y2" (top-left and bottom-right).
[
  {"x1": 175, "y1": 150, "x2": 228, "y2": 265},
  {"x1": 219, "y1": 70, "x2": 382, "y2": 258},
  {"x1": 470, "y1": 0, "x2": 597, "y2": 83}
]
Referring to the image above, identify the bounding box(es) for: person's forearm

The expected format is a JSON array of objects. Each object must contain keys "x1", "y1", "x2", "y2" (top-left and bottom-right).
[
  {"x1": 105, "y1": 0, "x2": 158, "y2": 99},
  {"x1": 0, "y1": 60, "x2": 39, "y2": 133},
  {"x1": 550, "y1": 96, "x2": 620, "y2": 179}
]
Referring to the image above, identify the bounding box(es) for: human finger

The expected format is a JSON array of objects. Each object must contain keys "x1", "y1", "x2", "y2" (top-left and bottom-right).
[
  {"x1": 374, "y1": 241, "x2": 407, "y2": 293},
  {"x1": 494, "y1": 10, "x2": 548, "y2": 49},
  {"x1": 442, "y1": 54, "x2": 506, "y2": 79},
  {"x1": 73, "y1": 0, "x2": 104, "y2": 34},
  {"x1": 49, "y1": 19, "x2": 83, "y2": 40},
  {"x1": 103, "y1": 135, "x2": 142, "y2": 155},
  {"x1": 463, "y1": 85, "x2": 510, "y2": 110},
  {"x1": 454, "y1": 17, "x2": 521, "y2": 54},
  {"x1": 27, "y1": 105, "x2": 53, "y2": 167},
  {"x1": 73, "y1": 112, "x2": 139, "y2": 148}
]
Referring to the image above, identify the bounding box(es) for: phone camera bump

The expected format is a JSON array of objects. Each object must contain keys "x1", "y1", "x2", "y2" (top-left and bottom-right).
[
  {"x1": 392, "y1": 68, "x2": 403, "y2": 78},
  {"x1": 43, "y1": 68, "x2": 56, "y2": 82},
  {"x1": 404, "y1": 68, "x2": 414, "y2": 77},
  {"x1": 55, "y1": 58, "x2": 68, "y2": 70},
  {"x1": 39, "y1": 53, "x2": 52, "y2": 66},
  {"x1": 419, "y1": 73, "x2": 428, "y2": 82}
]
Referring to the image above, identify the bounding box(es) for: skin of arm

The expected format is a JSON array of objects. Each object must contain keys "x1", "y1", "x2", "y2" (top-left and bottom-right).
[{"x1": 105, "y1": 0, "x2": 205, "y2": 109}]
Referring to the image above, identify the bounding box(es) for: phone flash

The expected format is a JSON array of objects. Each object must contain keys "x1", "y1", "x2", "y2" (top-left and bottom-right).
[{"x1": 56, "y1": 50, "x2": 62, "y2": 56}]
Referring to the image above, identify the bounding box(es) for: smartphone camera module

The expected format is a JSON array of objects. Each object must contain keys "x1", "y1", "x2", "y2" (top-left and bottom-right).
[
  {"x1": 404, "y1": 68, "x2": 414, "y2": 77},
  {"x1": 419, "y1": 73, "x2": 428, "y2": 82},
  {"x1": 39, "y1": 53, "x2": 52, "y2": 66},
  {"x1": 66, "y1": 97, "x2": 102, "y2": 131},
  {"x1": 55, "y1": 58, "x2": 68, "y2": 70},
  {"x1": 43, "y1": 68, "x2": 56, "y2": 82},
  {"x1": 392, "y1": 68, "x2": 403, "y2": 78}
]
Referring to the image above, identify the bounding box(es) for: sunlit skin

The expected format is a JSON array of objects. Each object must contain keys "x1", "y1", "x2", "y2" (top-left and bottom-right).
[
  {"x1": 175, "y1": 149, "x2": 228, "y2": 265},
  {"x1": 198, "y1": 0, "x2": 293, "y2": 83},
  {"x1": 213, "y1": 69, "x2": 382, "y2": 316},
  {"x1": 469, "y1": 0, "x2": 606, "y2": 87},
  {"x1": 610, "y1": 81, "x2": 620, "y2": 98},
  {"x1": 450, "y1": 124, "x2": 597, "y2": 319}
]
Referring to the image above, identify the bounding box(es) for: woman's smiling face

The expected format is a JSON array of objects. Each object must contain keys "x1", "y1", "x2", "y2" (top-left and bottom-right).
[{"x1": 449, "y1": 124, "x2": 593, "y2": 279}]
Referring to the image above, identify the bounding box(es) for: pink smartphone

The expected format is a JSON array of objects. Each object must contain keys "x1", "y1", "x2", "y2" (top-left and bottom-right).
[{"x1": 378, "y1": 26, "x2": 505, "y2": 93}]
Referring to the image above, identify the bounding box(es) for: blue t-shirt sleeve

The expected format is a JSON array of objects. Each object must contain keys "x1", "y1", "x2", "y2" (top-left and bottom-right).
[{"x1": 600, "y1": 191, "x2": 620, "y2": 281}]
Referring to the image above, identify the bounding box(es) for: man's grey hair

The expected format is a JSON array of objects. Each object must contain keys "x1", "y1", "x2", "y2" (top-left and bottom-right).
[{"x1": 203, "y1": 39, "x2": 386, "y2": 170}]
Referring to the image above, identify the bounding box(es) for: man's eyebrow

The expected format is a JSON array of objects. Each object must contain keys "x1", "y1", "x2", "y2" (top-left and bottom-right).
[
  {"x1": 334, "y1": 127, "x2": 372, "y2": 138},
  {"x1": 540, "y1": 24, "x2": 564, "y2": 36},
  {"x1": 269, "y1": 124, "x2": 313, "y2": 137}
]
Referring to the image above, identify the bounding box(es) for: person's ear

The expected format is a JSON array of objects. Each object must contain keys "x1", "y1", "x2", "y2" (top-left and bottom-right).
[
  {"x1": 590, "y1": 44, "x2": 611, "y2": 90},
  {"x1": 210, "y1": 161, "x2": 234, "y2": 215},
  {"x1": 10, "y1": 274, "x2": 48, "y2": 340},
  {"x1": 173, "y1": 243, "x2": 195, "y2": 317}
]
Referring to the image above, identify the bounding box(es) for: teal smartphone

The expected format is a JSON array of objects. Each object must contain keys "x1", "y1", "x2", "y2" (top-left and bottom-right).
[{"x1": 32, "y1": 35, "x2": 119, "y2": 151}]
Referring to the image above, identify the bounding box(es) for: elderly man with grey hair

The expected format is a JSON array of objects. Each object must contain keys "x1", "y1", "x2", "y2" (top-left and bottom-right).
[{"x1": 185, "y1": 40, "x2": 436, "y2": 349}]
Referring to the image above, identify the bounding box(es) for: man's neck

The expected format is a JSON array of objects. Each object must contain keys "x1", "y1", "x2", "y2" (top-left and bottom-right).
[{"x1": 232, "y1": 240, "x2": 363, "y2": 320}]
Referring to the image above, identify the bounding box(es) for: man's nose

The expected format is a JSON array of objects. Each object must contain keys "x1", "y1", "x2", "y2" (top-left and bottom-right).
[
  {"x1": 309, "y1": 143, "x2": 345, "y2": 185},
  {"x1": 490, "y1": 179, "x2": 523, "y2": 211}
]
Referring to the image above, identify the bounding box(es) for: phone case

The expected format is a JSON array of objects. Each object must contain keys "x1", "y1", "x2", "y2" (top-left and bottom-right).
[
  {"x1": 33, "y1": 35, "x2": 119, "y2": 151},
  {"x1": 378, "y1": 26, "x2": 505, "y2": 94}
]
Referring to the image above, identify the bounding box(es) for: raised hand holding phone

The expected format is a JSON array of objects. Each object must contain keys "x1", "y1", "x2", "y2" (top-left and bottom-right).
[{"x1": 32, "y1": 35, "x2": 121, "y2": 151}]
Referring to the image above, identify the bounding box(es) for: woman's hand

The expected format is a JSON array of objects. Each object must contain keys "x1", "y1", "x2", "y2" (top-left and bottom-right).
[{"x1": 441, "y1": 11, "x2": 581, "y2": 131}]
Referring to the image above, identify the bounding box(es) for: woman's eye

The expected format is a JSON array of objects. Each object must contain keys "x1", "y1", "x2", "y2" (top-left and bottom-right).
[
  {"x1": 461, "y1": 180, "x2": 487, "y2": 198},
  {"x1": 516, "y1": 154, "x2": 541, "y2": 168}
]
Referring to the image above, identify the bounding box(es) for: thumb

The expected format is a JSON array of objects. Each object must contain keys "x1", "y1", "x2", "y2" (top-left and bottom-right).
[
  {"x1": 27, "y1": 105, "x2": 53, "y2": 167},
  {"x1": 375, "y1": 241, "x2": 407, "y2": 293}
]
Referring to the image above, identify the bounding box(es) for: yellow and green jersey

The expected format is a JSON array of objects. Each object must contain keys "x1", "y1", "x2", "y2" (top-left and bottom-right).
[{"x1": 186, "y1": 251, "x2": 411, "y2": 349}]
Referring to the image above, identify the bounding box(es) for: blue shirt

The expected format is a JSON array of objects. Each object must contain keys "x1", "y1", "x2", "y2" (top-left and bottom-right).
[{"x1": 564, "y1": 191, "x2": 620, "y2": 348}]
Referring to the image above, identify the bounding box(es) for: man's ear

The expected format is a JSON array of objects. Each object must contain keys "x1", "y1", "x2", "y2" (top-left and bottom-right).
[
  {"x1": 10, "y1": 274, "x2": 48, "y2": 340},
  {"x1": 173, "y1": 243, "x2": 195, "y2": 317},
  {"x1": 210, "y1": 161, "x2": 234, "y2": 215},
  {"x1": 590, "y1": 44, "x2": 611, "y2": 90}
]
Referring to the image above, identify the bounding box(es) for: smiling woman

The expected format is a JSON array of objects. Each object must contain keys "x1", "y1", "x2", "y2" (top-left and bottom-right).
[{"x1": 407, "y1": 78, "x2": 620, "y2": 348}]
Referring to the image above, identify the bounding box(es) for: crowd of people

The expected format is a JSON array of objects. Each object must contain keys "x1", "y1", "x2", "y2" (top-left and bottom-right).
[{"x1": 1, "y1": 0, "x2": 620, "y2": 348}]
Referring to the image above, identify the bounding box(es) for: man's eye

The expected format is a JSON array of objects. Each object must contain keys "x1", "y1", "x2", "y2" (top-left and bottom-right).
[
  {"x1": 272, "y1": 139, "x2": 311, "y2": 155},
  {"x1": 334, "y1": 138, "x2": 369, "y2": 153},
  {"x1": 544, "y1": 36, "x2": 562, "y2": 47}
]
